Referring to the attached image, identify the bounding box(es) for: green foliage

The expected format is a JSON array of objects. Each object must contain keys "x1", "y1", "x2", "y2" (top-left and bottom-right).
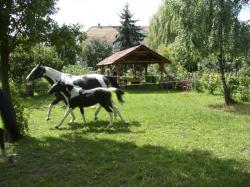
[
  {"x1": 49, "y1": 24, "x2": 85, "y2": 65},
  {"x1": 12, "y1": 97, "x2": 29, "y2": 136},
  {"x1": 114, "y1": 3, "x2": 145, "y2": 50},
  {"x1": 62, "y1": 64, "x2": 90, "y2": 75},
  {"x1": 230, "y1": 68, "x2": 250, "y2": 102},
  {"x1": 10, "y1": 44, "x2": 64, "y2": 84},
  {"x1": 146, "y1": 0, "x2": 250, "y2": 104},
  {"x1": 165, "y1": 63, "x2": 189, "y2": 81},
  {"x1": 81, "y1": 38, "x2": 112, "y2": 69},
  {"x1": 200, "y1": 72, "x2": 220, "y2": 94},
  {"x1": 0, "y1": 0, "x2": 57, "y2": 99},
  {"x1": 0, "y1": 0, "x2": 57, "y2": 49}
]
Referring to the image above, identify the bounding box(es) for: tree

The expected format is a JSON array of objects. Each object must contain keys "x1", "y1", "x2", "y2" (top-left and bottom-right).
[
  {"x1": 114, "y1": 3, "x2": 145, "y2": 50},
  {"x1": 49, "y1": 24, "x2": 85, "y2": 65},
  {"x1": 147, "y1": 0, "x2": 250, "y2": 105},
  {"x1": 10, "y1": 44, "x2": 63, "y2": 84},
  {"x1": 0, "y1": 0, "x2": 57, "y2": 98},
  {"x1": 81, "y1": 38, "x2": 112, "y2": 69}
]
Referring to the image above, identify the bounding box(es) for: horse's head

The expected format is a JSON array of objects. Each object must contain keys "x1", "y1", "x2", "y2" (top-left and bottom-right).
[{"x1": 26, "y1": 64, "x2": 46, "y2": 82}]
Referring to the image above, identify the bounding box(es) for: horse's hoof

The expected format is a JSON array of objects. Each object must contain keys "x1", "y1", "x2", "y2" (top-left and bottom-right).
[
  {"x1": 54, "y1": 126, "x2": 59, "y2": 129},
  {"x1": 46, "y1": 118, "x2": 50, "y2": 121},
  {"x1": 94, "y1": 117, "x2": 98, "y2": 121}
]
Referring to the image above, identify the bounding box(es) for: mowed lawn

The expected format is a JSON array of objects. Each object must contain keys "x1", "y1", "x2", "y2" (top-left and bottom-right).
[{"x1": 1, "y1": 91, "x2": 250, "y2": 187}]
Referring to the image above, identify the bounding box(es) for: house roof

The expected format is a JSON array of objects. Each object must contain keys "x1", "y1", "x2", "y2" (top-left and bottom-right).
[
  {"x1": 86, "y1": 25, "x2": 149, "y2": 44},
  {"x1": 97, "y1": 45, "x2": 171, "y2": 66}
]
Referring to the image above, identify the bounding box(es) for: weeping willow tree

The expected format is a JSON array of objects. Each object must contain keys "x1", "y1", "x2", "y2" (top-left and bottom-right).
[{"x1": 147, "y1": 0, "x2": 250, "y2": 105}]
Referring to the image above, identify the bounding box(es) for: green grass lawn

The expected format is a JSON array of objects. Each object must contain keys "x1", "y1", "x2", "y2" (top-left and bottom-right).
[{"x1": 1, "y1": 91, "x2": 250, "y2": 187}]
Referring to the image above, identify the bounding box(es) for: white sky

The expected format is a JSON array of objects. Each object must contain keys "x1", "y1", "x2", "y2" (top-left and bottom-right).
[
  {"x1": 52, "y1": 0, "x2": 250, "y2": 31},
  {"x1": 52, "y1": 0, "x2": 163, "y2": 31}
]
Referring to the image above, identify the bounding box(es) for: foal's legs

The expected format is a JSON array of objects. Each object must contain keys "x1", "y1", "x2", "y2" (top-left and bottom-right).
[
  {"x1": 55, "y1": 107, "x2": 72, "y2": 129},
  {"x1": 47, "y1": 96, "x2": 76, "y2": 122},
  {"x1": 79, "y1": 107, "x2": 86, "y2": 124},
  {"x1": 46, "y1": 97, "x2": 61, "y2": 121},
  {"x1": 94, "y1": 105, "x2": 102, "y2": 120},
  {"x1": 107, "y1": 112, "x2": 114, "y2": 128},
  {"x1": 111, "y1": 101, "x2": 125, "y2": 123},
  {"x1": 94, "y1": 100, "x2": 118, "y2": 120}
]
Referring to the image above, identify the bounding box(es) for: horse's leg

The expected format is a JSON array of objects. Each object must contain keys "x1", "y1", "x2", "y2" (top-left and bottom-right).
[
  {"x1": 58, "y1": 93, "x2": 76, "y2": 123},
  {"x1": 107, "y1": 112, "x2": 114, "y2": 127},
  {"x1": 111, "y1": 99, "x2": 118, "y2": 119},
  {"x1": 55, "y1": 107, "x2": 72, "y2": 129},
  {"x1": 94, "y1": 105, "x2": 102, "y2": 120},
  {"x1": 79, "y1": 107, "x2": 86, "y2": 124},
  {"x1": 100, "y1": 103, "x2": 114, "y2": 127},
  {"x1": 111, "y1": 101, "x2": 125, "y2": 123},
  {"x1": 46, "y1": 97, "x2": 61, "y2": 121},
  {"x1": 69, "y1": 111, "x2": 76, "y2": 123}
]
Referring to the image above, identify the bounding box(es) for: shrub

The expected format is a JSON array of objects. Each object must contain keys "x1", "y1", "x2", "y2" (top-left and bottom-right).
[
  {"x1": 13, "y1": 97, "x2": 29, "y2": 136},
  {"x1": 62, "y1": 64, "x2": 90, "y2": 75},
  {"x1": 233, "y1": 68, "x2": 250, "y2": 102},
  {"x1": 200, "y1": 72, "x2": 220, "y2": 94}
]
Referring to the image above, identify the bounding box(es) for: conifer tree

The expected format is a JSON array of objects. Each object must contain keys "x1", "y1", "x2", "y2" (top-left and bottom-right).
[{"x1": 114, "y1": 4, "x2": 145, "y2": 50}]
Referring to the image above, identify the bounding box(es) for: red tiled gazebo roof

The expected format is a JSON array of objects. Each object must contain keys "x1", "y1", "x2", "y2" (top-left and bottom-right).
[{"x1": 97, "y1": 45, "x2": 171, "y2": 66}]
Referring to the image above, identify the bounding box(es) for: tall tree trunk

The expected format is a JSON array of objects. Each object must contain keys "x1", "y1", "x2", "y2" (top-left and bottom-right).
[
  {"x1": 218, "y1": 0, "x2": 235, "y2": 105},
  {"x1": 218, "y1": 53, "x2": 235, "y2": 105},
  {"x1": 218, "y1": 0, "x2": 235, "y2": 106},
  {"x1": 0, "y1": 47, "x2": 11, "y2": 99},
  {"x1": 0, "y1": 0, "x2": 12, "y2": 99}
]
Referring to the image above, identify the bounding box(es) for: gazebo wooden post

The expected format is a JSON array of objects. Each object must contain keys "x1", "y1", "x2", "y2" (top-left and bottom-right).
[
  {"x1": 115, "y1": 63, "x2": 121, "y2": 84},
  {"x1": 159, "y1": 62, "x2": 165, "y2": 89},
  {"x1": 159, "y1": 62, "x2": 164, "y2": 82},
  {"x1": 144, "y1": 64, "x2": 148, "y2": 82}
]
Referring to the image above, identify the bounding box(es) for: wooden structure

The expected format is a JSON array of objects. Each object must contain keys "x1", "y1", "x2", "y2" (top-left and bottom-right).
[{"x1": 97, "y1": 45, "x2": 171, "y2": 84}]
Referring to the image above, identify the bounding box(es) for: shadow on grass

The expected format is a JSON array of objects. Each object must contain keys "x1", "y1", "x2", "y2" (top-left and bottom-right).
[
  {"x1": 21, "y1": 94, "x2": 55, "y2": 109},
  {"x1": 1, "y1": 133, "x2": 249, "y2": 186},
  {"x1": 208, "y1": 102, "x2": 250, "y2": 116},
  {"x1": 124, "y1": 89, "x2": 180, "y2": 95},
  {"x1": 49, "y1": 120, "x2": 141, "y2": 134}
]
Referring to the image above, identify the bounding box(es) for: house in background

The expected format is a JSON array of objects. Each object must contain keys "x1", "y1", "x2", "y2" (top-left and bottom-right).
[{"x1": 86, "y1": 24, "x2": 149, "y2": 44}]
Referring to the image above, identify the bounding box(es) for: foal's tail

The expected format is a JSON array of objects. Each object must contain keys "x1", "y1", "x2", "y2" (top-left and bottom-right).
[
  {"x1": 0, "y1": 90, "x2": 21, "y2": 142},
  {"x1": 108, "y1": 87, "x2": 124, "y2": 104}
]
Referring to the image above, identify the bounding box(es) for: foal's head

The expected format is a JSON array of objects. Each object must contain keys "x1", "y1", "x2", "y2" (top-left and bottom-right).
[
  {"x1": 48, "y1": 81, "x2": 73, "y2": 95},
  {"x1": 26, "y1": 64, "x2": 46, "y2": 82}
]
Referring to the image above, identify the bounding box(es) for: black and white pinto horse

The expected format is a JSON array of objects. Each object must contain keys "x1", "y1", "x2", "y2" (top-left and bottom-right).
[
  {"x1": 0, "y1": 90, "x2": 21, "y2": 157},
  {"x1": 26, "y1": 64, "x2": 123, "y2": 122},
  {"x1": 48, "y1": 81, "x2": 125, "y2": 128}
]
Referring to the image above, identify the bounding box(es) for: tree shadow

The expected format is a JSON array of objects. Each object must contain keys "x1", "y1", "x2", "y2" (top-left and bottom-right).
[
  {"x1": 208, "y1": 102, "x2": 250, "y2": 116},
  {"x1": 0, "y1": 133, "x2": 249, "y2": 186}
]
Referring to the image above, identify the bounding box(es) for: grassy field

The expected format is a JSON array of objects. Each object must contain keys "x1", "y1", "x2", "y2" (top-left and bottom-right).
[{"x1": 0, "y1": 91, "x2": 250, "y2": 187}]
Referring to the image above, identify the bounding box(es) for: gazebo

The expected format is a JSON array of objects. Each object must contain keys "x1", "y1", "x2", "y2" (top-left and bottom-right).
[{"x1": 97, "y1": 44, "x2": 171, "y2": 84}]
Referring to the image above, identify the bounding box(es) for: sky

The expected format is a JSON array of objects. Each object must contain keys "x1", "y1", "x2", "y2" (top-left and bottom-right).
[
  {"x1": 52, "y1": 0, "x2": 163, "y2": 30},
  {"x1": 52, "y1": 0, "x2": 250, "y2": 31}
]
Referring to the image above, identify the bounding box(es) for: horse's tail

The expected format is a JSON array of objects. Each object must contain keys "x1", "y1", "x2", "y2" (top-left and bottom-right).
[
  {"x1": 108, "y1": 87, "x2": 124, "y2": 104},
  {"x1": 0, "y1": 90, "x2": 21, "y2": 142},
  {"x1": 105, "y1": 76, "x2": 120, "y2": 88}
]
